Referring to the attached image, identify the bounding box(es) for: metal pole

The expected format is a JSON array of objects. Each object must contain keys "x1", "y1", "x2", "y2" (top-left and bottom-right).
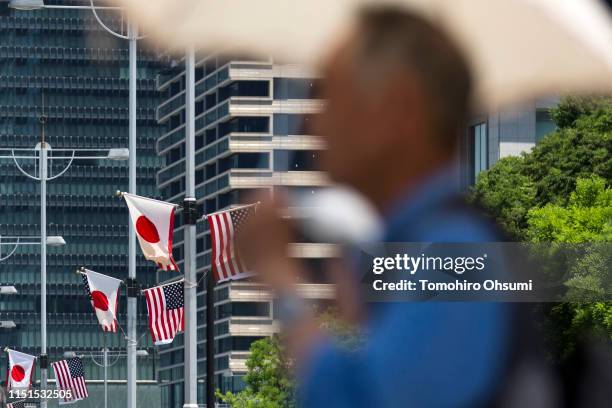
[
  {"x1": 206, "y1": 272, "x2": 215, "y2": 408},
  {"x1": 40, "y1": 143, "x2": 48, "y2": 408},
  {"x1": 103, "y1": 346, "x2": 108, "y2": 408},
  {"x1": 126, "y1": 19, "x2": 138, "y2": 408},
  {"x1": 183, "y1": 47, "x2": 198, "y2": 408}
]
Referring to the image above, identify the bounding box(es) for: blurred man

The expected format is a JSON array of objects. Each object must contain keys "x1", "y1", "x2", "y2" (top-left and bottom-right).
[{"x1": 242, "y1": 7, "x2": 526, "y2": 408}]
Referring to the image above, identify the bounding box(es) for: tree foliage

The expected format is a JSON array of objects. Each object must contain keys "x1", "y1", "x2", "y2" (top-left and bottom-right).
[
  {"x1": 527, "y1": 176, "x2": 612, "y2": 243},
  {"x1": 472, "y1": 96, "x2": 611, "y2": 224},
  {"x1": 524, "y1": 98, "x2": 611, "y2": 206},
  {"x1": 217, "y1": 336, "x2": 295, "y2": 408},
  {"x1": 526, "y1": 176, "x2": 612, "y2": 359},
  {"x1": 469, "y1": 156, "x2": 536, "y2": 238},
  {"x1": 470, "y1": 96, "x2": 612, "y2": 360}
]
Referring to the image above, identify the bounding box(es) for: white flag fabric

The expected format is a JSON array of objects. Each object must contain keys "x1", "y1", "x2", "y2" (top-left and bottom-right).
[
  {"x1": 81, "y1": 269, "x2": 122, "y2": 332},
  {"x1": 6, "y1": 349, "x2": 35, "y2": 391},
  {"x1": 123, "y1": 193, "x2": 179, "y2": 271}
]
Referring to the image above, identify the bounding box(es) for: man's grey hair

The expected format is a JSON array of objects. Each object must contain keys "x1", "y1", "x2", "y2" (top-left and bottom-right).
[{"x1": 353, "y1": 7, "x2": 473, "y2": 143}]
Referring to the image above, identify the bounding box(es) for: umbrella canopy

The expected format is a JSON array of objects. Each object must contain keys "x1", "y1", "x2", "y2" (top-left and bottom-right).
[{"x1": 113, "y1": 0, "x2": 612, "y2": 108}]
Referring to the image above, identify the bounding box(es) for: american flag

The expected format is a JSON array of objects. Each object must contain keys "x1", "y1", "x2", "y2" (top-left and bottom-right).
[
  {"x1": 143, "y1": 280, "x2": 184, "y2": 345},
  {"x1": 207, "y1": 204, "x2": 256, "y2": 282},
  {"x1": 7, "y1": 401, "x2": 35, "y2": 408},
  {"x1": 51, "y1": 357, "x2": 88, "y2": 405}
]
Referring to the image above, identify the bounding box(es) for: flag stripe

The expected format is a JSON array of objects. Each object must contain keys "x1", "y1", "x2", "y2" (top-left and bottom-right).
[
  {"x1": 210, "y1": 215, "x2": 226, "y2": 281},
  {"x1": 221, "y1": 213, "x2": 238, "y2": 278},
  {"x1": 145, "y1": 291, "x2": 158, "y2": 343},
  {"x1": 216, "y1": 214, "x2": 230, "y2": 281},
  {"x1": 224, "y1": 212, "x2": 242, "y2": 276},
  {"x1": 209, "y1": 214, "x2": 221, "y2": 282}
]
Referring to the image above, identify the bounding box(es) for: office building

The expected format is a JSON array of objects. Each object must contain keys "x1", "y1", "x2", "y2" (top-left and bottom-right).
[
  {"x1": 463, "y1": 96, "x2": 559, "y2": 185},
  {"x1": 0, "y1": 2, "x2": 164, "y2": 406},
  {"x1": 155, "y1": 55, "x2": 334, "y2": 406}
]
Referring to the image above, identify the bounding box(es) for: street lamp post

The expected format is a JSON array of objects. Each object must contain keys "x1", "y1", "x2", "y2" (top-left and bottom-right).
[
  {"x1": 183, "y1": 47, "x2": 199, "y2": 408},
  {"x1": 0, "y1": 145, "x2": 128, "y2": 408},
  {"x1": 8, "y1": 2, "x2": 143, "y2": 407}
]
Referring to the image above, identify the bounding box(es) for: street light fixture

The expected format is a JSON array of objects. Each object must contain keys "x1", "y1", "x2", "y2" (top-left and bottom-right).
[
  {"x1": 107, "y1": 148, "x2": 130, "y2": 161},
  {"x1": 0, "y1": 286, "x2": 18, "y2": 295},
  {"x1": 8, "y1": 0, "x2": 44, "y2": 10},
  {"x1": 0, "y1": 320, "x2": 17, "y2": 329},
  {"x1": 9, "y1": 0, "x2": 120, "y2": 11},
  {"x1": 45, "y1": 236, "x2": 66, "y2": 247}
]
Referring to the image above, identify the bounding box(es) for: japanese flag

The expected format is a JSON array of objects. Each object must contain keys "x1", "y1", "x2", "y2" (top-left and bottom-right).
[
  {"x1": 123, "y1": 193, "x2": 179, "y2": 271},
  {"x1": 81, "y1": 269, "x2": 122, "y2": 332},
  {"x1": 6, "y1": 349, "x2": 35, "y2": 391}
]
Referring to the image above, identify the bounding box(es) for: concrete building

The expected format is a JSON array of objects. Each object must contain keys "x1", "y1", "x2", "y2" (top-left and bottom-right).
[
  {"x1": 463, "y1": 96, "x2": 559, "y2": 185},
  {"x1": 155, "y1": 55, "x2": 334, "y2": 406},
  {"x1": 0, "y1": 2, "x2": 164, "y2": 406}
]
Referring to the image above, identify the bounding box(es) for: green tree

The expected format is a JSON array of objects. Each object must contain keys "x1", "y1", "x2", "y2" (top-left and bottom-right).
[
  {"x1": 469, "y1": 156, "x2": 536, "y2": 238},
  {"x1": 523, "y1": 98, "x2": 611, "y2": 206},
  {"x1": 217, "y1": 336, "x2": 295, "y2": 408},
  {"x1": 471, "y1": 95, "x2": 611, "y2": 231},
  {"x1": 527, "y1": 176, "x2": 612, "y2": 243},
  {"x1": 469, "y1": 96, "x2": 612, "y2": 360},
  {"x1": 526, "y1": 177, "x2": 612, "y2": 358}
]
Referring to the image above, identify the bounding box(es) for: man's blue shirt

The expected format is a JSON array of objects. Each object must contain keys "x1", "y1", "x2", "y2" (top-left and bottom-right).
[{"x1": 300, "y1": 169, "x2": 511, "y2": 408}]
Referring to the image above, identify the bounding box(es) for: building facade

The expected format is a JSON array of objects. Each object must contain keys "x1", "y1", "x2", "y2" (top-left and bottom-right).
[
  {"x1": 155, "y1": 55, "x2": 334, "y2": 406},
  {"x1": 462, "y1": 96, "x2": 559, "y2": 185},
  {"x1": 0, "y1": 2, "x2": 164, "y2": 406}
]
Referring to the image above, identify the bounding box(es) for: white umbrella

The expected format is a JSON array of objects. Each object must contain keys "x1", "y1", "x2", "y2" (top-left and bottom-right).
[{"x1": 112, "y1": 0, "x2": 612, "y2": 108}]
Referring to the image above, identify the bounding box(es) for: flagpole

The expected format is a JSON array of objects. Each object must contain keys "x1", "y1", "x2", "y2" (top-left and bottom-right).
[
  {"x1": 183, "y1": 46, "x2": 199, "y2": 408},
  {"x1": 201, "y1": 202, "x2": 259, "y2": 220},
  {"x1": 126, "y1": 19, "x2": 138, "y2": 408},
  {"x1": 206, "y1": 269, "x2": 215, "y2": 408},
  {"x1": 139, "y1": 278, "x2": 185, "y2": 294},
  {"x1": 116, "y1": 190, "x2": 181, "y2": 207}
]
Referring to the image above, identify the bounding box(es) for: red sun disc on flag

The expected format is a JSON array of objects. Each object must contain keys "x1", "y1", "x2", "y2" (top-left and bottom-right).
[
  {"x1": 11, "y1": 365, "x2": 25, "y2": 382},
  {"x1": 136, "y1": 215, "x2": 160, "y2": 243},
  {"x1": 91, "y1": 290, "x2": 110, "y2": 311}
]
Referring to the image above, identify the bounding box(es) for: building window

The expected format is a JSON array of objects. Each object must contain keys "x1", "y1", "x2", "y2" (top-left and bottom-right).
[
  {"x1": 219, "y1": 116, "x2": 269, "y2": 136},
  {"x1": 219, "y1": 80, "x2": 269, "y2": 101},
  {"x1": 273, "y1": 150, "x2": 321, "y2": 171},
  {"x1": 218, "y1": 153, "x2": 269, "y2": 173},
  {"x1": 536, "y1": 109, "x2": 556, "y2": 142},
  {"x1": 273, "y1": 114, "x2": 317, "y2": 136},
  {"x1": 273, "y1": 78, "x2": 320, "y2": 99},
  {"x1": 471, "y1": 122, "x2": 488, "y2": 181}
]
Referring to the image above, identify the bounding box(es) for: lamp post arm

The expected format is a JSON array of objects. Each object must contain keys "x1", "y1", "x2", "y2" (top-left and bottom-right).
[
  {"x1": 46, "y1": 150, "x2": 75, "y2": 181},
  {"x1": 10, "y1": 150, "x2": 42, "y2": 181},
  {"x1": 89, "y1": 352, "x2": 121, "y2": 367},
  {"x1": 0, "y1": 237, "x2": 19, "y2": 262},
  {"x1": 88, "y1": 0, "x2": 146, "y2": 41}
]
